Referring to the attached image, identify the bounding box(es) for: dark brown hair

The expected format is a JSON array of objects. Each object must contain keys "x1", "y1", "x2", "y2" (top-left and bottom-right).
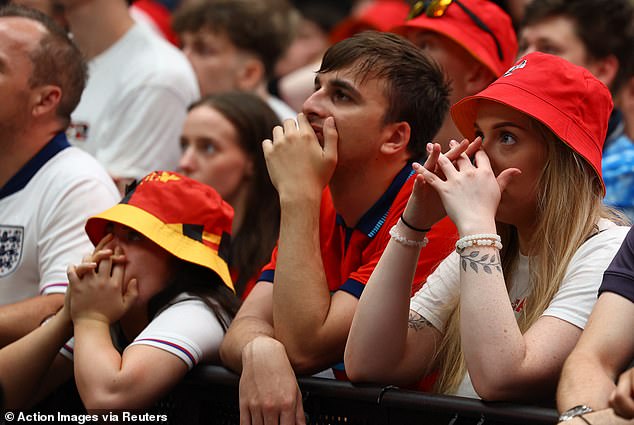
[
  {"x1": 173, "y1": 0, "x2": 298, "y2": 80},
  {"x1": 188, "y1": 92, "x2": 281, "y2": 297},
  {"x1": 522, "y1": 0, "x2": 634, "y2": 93},
  {"x1": 318, "y1": 31, "x2": 450, "y2": 160}
]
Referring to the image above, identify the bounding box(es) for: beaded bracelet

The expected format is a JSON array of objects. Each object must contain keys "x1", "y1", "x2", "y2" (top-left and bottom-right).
[
  {"x1": 389, "y1": 225, "x2": 428, "y2": 248},
  {"x1": 455, "y1": 233, "x2": 502, "y2": 251}
]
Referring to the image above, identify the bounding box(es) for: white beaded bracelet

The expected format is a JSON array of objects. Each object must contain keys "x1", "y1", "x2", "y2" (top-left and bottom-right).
[
  {"x1": 389, "y1": 225, "x2": 428, "y2": 248},
  {"x1": 455, "y1": 233, "x2": 502, "y2": 251}
]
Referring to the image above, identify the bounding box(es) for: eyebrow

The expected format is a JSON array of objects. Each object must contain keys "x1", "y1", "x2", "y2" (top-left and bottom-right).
[
  {"x1": 314, "y1": 75, "x2": 362, "y2": 99},
  {"x1": 475, "y1": 121, "x2": 528, "y2": 131},
  {"x1": 330, "y1": 79, "x2": 361, "y2": 98}
]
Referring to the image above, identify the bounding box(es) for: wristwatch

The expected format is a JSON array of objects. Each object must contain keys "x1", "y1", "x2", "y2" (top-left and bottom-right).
[{"x1": 558, "y1": 405, "x2": 593, "y2": 421}]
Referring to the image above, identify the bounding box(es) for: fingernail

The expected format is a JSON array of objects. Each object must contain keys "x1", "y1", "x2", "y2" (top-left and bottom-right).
[{"x1": 426, "y1": 143, "x2": 432, "y2": 152}]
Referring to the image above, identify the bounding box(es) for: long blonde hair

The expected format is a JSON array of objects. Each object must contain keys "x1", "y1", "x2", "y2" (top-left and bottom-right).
[{"x1": 432, "y1": 121, "x2": 627, "y2": 395}]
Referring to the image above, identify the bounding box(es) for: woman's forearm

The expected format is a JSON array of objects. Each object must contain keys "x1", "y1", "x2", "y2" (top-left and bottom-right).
[
  {"x1": 346, "y1": 220, "x2": 436, "y2": 384},
  {"x1": 73, "y1": 318, "x2": 127, "y2": 410},
  {"x1": 458, "y1": 245, "x2": 529, "y2": 397}
]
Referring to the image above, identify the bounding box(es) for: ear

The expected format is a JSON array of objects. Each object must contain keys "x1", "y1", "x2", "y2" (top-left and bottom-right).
[
  {"x1": 588, "y1": 54, "x2": 619, "y2": 90},
  {"x1": 31, "y1": 85, "x2": 62, "y2": 118},
  {"x1": 463, "y1": 62, "x2": 495, "y2": 96},
  {"x1": 236, "y1": 56, "x2": 265, "y2": 91},
  {"x1": 379, "y1": 121, "x2": 411, "y2": 156}
]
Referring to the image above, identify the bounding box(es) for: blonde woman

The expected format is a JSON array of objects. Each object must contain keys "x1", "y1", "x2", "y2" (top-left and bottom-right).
[{"x1": 344, "y1": 52, "x2": 630, "y2": 401}]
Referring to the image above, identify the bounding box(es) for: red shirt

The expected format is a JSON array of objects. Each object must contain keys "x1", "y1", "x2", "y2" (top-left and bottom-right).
[{"x1": 258, "y1": 164, "x2": 457, "y2": 380}]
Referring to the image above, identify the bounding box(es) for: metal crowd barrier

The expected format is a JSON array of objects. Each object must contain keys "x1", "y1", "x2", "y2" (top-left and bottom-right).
[
  {"x1": 162, "y1": 365, "x2": 559, "y2": 425},
  {"x1": 26, "y1": 365, "x2": 559, "y2": 424}
]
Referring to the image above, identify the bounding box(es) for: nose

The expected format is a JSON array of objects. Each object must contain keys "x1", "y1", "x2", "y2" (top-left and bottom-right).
[
  {"x1": 302, "y1": 88, "x2": 328, "y2": 119},
  {"x1": 178, "y1": 145, "x2": 196, "y2": 175}
]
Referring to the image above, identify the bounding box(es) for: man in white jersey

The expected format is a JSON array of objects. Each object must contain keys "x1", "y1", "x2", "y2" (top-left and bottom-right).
[
  {"x1": 59, "y1": 0, "x2": 200, "y2": 193},
  {"x1": 0, "y1": 5, "x2": 119, "y2": 347}
]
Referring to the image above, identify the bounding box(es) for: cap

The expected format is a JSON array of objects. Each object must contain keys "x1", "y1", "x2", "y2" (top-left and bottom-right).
[
  {"x1": 85, "y1": 171, "x2": 235, "y2": 292},
  {"x1": 393, "y1": 0, "x2": 517, "y2": 77},
  {"x1": 451, "y1": 52, "x2": 613, "y2": 192},
  {"x1": 330, "y1": 0, "x2": 410, "y2": 43}
]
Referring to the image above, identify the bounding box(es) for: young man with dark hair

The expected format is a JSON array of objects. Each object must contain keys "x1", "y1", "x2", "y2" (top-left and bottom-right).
[
  {"x1": 172, "y1": 0, "x2": 297, "y2": 121},
  {"x1": 518, "y1": 0, "x2": 634, "y2": 219},
  {"x1": 0, "y1": 5, "x2": 119, "y2": 347},
  {"x1": 220, "y1": 31, "x2": 463, "y2": 424},
  {"x1": 520, "y1": 0, "x2": 633, "y2": 97}
]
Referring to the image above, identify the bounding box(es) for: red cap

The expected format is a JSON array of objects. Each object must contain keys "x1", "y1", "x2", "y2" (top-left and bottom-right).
[
  {"x1": 86, "y1": 171, "x2": 235, "y2": 292},
  {"x1": 330, "y1": 0, "x2": 410, "y2": 43},
  {"x1": 393, "y1": 0, "x2": 517, "y2": 77},
  {"x1": 451, "y1": 52, "x2": 613, "y2": 192}
]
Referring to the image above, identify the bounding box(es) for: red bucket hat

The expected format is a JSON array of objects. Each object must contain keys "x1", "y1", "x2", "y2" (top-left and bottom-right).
[
  {"x1": 330, "y1": 0, "x2": 410, "y2": 43},
  {"x1": 392, "y1": 0, "x2": 517, "y2": 77},
  {"x1": 85, "y1": 171, "x2": 235, "y2": 292},
  {"x1": 451, "y1": 52, "x2": 613, "y2": 192}
]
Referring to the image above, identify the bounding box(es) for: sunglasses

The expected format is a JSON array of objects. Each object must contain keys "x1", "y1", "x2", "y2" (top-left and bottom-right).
[{"x1": 407, "y1": 0, "x2": 504, "y2": 61}]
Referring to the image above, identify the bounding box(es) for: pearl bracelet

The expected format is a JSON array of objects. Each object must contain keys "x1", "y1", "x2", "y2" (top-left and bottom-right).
[
  {"x1": 455, "y1": 233, "x2": 502, "y2": 251},
  {"x1": 389, "y1": 225, "x2": 428, "y2": 248}
]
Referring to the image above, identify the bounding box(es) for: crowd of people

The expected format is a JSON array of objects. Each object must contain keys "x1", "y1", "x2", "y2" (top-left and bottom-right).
[{"x1": 0, "y1": 0, "x2": 634, "y2": 424}]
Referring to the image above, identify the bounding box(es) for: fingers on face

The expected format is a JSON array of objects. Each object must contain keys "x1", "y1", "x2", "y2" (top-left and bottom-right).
[
  {"x1": 75, "y1": 262, "x2": 97, "y2": 279},
  {"x1": 473, "y1": 149, "x2": 492, "y2": 169},
  {"x1": 297, "y1": 112, "x2": 311, "y2": 133},
  {"x1": 283, "y1": 116, "x2": 299, "y2": 135},
  {"x1": 436, "y1": 154, "x2": 459, "y2": 179},
  {"x1": 445, "y1": 139, "x2": 468, "y2": 160},
  {"x1": 423, "y1": 143, "x2": 441, "y2": 170},
  {"x1": 272, "y1": 125, "x2": 285, "y2": 143},
  {"x1": 94, "y1": 233, "x2": 113, "y2": 252},
  {"x1": 123, "y1": 278, "x2": 139, "y2": 307},
  {"x1": 322, "y1": 116, "x2": 338, "y2": 159},
  {"x1": 464, "y1": 136, "x2": 483, "y2": 157},
  {"x1": 96, "y1": 249, "x2": 113, "y2": 277}
]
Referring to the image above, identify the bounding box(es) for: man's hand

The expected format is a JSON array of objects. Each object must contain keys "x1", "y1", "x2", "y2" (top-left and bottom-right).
[
  {"x1": 560, "y1": 409, "x2": 634, "y2": 424},
  {"x1": 239, "y1": 336, "x2": 306, "y2": 425},
  {"x1": 262, "y1": 113, "x2": 338, "y2": 202}
]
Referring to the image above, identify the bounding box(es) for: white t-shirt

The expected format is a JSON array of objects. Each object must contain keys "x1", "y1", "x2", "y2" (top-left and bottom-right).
[
  {"x1": 67, "y1": 23, "x2": 200, "y2": 179},
  {"x1": 410, "y1": 219, "x2": 630, "y2": 398},
  {"x1": 61, "y1": 293, "x2": 228, "y2": 369},
  {"x1": 0, "y1": 134, "x2": 119, "y2": 304}
]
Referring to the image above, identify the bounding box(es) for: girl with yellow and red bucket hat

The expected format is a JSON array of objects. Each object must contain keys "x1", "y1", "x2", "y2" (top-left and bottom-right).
[
  {"x1": 345, "y1": 52, "x2": 630, "y2": 400},
  {"x1": 4, "y1": 171, "x2": 240, "y2": 409}
]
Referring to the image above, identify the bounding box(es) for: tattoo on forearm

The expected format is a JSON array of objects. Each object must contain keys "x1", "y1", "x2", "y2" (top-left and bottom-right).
[
  {"x1": 459, "y1": 250, "x2": 502, "y2": 274},
  {"x1": 408, "y1": 311, "x2": 433, "y2": 331}
]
